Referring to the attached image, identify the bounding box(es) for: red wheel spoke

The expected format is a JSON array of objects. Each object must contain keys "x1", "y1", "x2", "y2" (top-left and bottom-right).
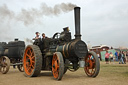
[
  {"x1": 31, "y1": 61, "x2": 35, "y2": 67},
  {"x1": 30, "y1": 51, "x2": 33, "y2": 56},
  {"x1": 26, "y1": 62, "x2": 29, "y2": 65},
  {"x1": 31, "y1": 60, "x2": 35, "y2": 63},
  {"x1": 28, "y1": 68, "x2": 32, "y2": 73},
  {"x1": 31, "y1": 56, "x2": 35, "y2": 60},
  {"x1": 91, "y1": 69, "x2": 95, "y2": 74},
  {"x1": 53, "y1": 57, "x2": 56, "y2": 61},
  {"x1": 57, "y1": 66, "x2": 59, "y2": 68},
  {"x1": 31, "y1": 65, "x2": 34, "y2": 69},
  {"x1": 27, "y1": 67, "x2": 31, "y2": 72},
  {"x1": 54, "y1": 71, "x2": 58, "y2": 78},
  {"x1": 26, "y1": 54, "x2": 31, "y2": 59}
]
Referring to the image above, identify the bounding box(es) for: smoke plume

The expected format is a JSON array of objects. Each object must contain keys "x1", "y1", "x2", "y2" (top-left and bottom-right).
[
  {"x1": 0, "y1": 4, "x2": 15, "y2": 22},
  {"x1": 25, "y1": 38, "x2": 33, "y2": 44},
  {"x1": 0, "y1": 3, "x2": 77, "y2": 26}
]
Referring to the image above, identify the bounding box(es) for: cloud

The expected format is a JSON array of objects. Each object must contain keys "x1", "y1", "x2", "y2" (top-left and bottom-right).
[{"x1": 82, "y1": 0, "x2": 128, "y2": 47}]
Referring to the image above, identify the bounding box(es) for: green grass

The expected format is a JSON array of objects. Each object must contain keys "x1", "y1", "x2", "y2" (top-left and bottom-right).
[{"x1": 100, "y1": 62, "x2": 128, "y2": 77}]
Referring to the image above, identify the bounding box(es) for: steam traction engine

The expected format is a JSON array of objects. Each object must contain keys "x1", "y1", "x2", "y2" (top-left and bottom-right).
[
  {"x1": 0, "y1": 39, "x2": 25, "y2": 74},
  {"x1": 23, "y1": 7, "x2": 100, "y2": 80}
]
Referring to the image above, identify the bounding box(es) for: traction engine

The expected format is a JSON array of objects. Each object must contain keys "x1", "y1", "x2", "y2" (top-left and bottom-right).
[{"x1": 23, "y1": 7, "x2": 100, "y2": 80}]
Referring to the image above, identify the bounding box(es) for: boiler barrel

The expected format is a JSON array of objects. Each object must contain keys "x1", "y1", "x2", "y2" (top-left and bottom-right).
[
  {"x1": 55, "y1": 40, "x2": 88, "y2": 59},
  {"x1": 0, "y1": 40, "x2": 25, "y2": 58}
]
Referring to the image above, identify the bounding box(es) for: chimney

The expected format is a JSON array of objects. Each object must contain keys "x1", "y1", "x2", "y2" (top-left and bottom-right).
[
  {"x1": 15, "y1": 38, "x2": 19, "y2": 41},
  {"x1": 74, "y1": 7, "x2": 81, "y2": 39}
]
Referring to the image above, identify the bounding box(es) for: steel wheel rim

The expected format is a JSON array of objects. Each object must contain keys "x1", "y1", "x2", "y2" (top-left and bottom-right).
[
  {"x1": 0, "y1": 56, "x2": 10, "y2": 73},
  {"x1": 52, "y1": 54, "x2": 59, "y2": 79},
  {"x1": 1, "y1": 57, "x2": 7, "y2": 73},
  {"x1": 84, "y1": 54, "x2": 96, "y2": 76},
  {"x1": 23, "y1": 47, "x2": 35, "y2": 75},
  {"x1": 18, "y1": 64, "x2": 24, "y2": 72}
]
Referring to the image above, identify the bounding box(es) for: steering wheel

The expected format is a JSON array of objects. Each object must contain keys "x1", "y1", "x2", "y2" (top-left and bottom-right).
[{"x1": 53, "y1": 32, "x2": 60, "y2": 39}]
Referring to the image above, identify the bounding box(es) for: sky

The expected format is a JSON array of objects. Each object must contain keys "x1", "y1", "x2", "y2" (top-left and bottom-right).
[{"x1": 0, "y1": 0, "x2": 128, "y2": 48}]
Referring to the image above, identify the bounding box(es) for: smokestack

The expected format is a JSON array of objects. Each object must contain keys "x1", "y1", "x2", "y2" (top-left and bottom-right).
[
  {"x1": 15, "y1": 38, "x2": 18, "y2": 41},
  {"x1": 74, "y1": 7, "x2": 81, "y2": 39}
]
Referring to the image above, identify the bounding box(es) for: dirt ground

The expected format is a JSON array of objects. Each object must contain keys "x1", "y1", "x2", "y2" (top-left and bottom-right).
[{"x1": 0, "y1": 62, "x2": 128, "y2": 85}]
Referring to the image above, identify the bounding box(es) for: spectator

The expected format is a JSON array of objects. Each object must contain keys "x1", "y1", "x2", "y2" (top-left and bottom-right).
[
  {"x1": 119, "y1": 51, "x2": 124, "y2": 64},
  {"x1": 115, "y1": 51, "x2": 118, "y2": 61},
  {"x1": 110, "y1": 52, "x2": 114, "y2": 63},
  {"x1": 122, "y1": 51, "x2": 126, "y2": 64},
  {"x1": 105, "y1": 51, "x2": 109, "y2": 64},
  {"x1": 97, "y1": 54, "x2": 100, "y2": 61},
  {"x1": 126, "y1": 51, "x2": 128, "y2": 62}
]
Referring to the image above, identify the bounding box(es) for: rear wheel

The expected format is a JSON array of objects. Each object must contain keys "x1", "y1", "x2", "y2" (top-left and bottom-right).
[
  {"x1": 23, "y1": 45, "x2": 42, "y2": 77},
  {"x1": 84, "y1": 51, "x2": 100, "y2": 77},
  {"x1": 0, "y1": 56, "x2": 10, "y2": 74},
  {"x1": 52, "y1": 52, "x2": 64, "y2": 80}
]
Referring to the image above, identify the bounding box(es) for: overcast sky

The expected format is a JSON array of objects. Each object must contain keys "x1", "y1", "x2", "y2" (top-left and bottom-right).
[{"x1": 0, "y1": 0, "x2": 128, "y2": 48}]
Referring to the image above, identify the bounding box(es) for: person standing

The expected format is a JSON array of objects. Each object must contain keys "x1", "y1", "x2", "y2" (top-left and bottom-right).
[
  {"x1": 122, "y1": 51, "x2": 126, "y2": 64},
  {"x1": 97, "y1": 54, "x2": 100, "y2": 61},
  {"x1": 115, "y1": 51, "x2": 118, "y2": 61},
  {"x1": 110, "y1": 52, "x2": 114, "y2": 63},
  {"x1": 105, "y1": 51, "x2": 109, "y2": 64},
  {"x1": 119, "y1": 51, "x2": 124, "y2": 64},
  {"x1": 118, "y1": 51, "x2": 121, "y2": 64},
  {"x1": 126, "y1": 51, "x2": 128, "y2": 62}
]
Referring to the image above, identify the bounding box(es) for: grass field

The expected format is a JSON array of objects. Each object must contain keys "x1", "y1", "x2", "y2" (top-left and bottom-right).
[
  {"x1": 100, "y1": 62, "x2": 128, "y2": 77},
  {"x1": 96, "y1": 62, "x2": 128, "y2": 85},
  {"x1": 0, "y1": 61, "x2": 128, "y2": 85}
]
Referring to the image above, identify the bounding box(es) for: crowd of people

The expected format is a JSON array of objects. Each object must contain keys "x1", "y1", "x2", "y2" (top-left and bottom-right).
[{"x1": 105, "y1": 51, "x2": 128, "y2": 64}]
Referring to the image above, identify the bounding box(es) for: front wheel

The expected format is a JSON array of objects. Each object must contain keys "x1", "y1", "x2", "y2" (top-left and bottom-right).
[
  {"x1": 52, "y1": 52, "x2": 64, "y2": 80},
  {"x1": 84, "y1": 51, "x2": 100, "y2": 77},
  {"x1": 0, "y1": 56, "x2": 10, "y2": 74}
]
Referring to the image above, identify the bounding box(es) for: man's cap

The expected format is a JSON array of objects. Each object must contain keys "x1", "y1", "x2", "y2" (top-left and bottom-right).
[
  {"x1": 35, "y1": 32, "x2": 39, "y2": 34},
  {"x1": 42, "y1": 33, "x2": 45, "y2": 35}
]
